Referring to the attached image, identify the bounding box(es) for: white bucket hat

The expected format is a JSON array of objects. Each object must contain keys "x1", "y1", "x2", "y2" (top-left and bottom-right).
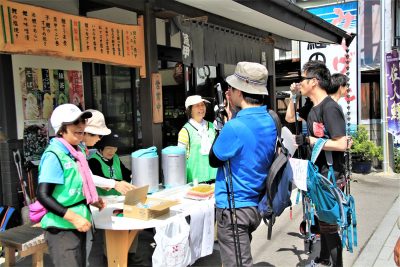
[
  {"x1": 84, "y1": 109, "x2": 111, "y2": 136},
  {"x1": 50, "y1": 104, "x2": 92, "y2": 133},
  {"x1": 226, "y1": 62, "x2": 269, "y2": 95},
  {"x1": 185, "y1": 95, "x2": 210, "y2": 109}
]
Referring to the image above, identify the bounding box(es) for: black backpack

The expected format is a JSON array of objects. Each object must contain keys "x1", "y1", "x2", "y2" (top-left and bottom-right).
[{"x1": 258, "y1": 109, "x2": 293, "y2": 240}]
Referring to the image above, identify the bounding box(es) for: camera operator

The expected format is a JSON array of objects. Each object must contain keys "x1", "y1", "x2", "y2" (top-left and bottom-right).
[{"x1": 209, "y1": 62, "x2": 277, "y2": 266}]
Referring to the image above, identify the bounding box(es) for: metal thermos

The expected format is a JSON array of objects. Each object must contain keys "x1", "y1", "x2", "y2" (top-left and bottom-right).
[
  {"x1": 131, "y1": 146, "x2": 159, "y2": 193},
  {"x1": 162, "y1": 146, "x2": 186, "y2": 188}
]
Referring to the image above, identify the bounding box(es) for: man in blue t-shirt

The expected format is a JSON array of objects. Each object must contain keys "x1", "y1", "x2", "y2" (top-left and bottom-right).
[{"x1": 209, "y1": 62, "x2": 277, "y2": 267}]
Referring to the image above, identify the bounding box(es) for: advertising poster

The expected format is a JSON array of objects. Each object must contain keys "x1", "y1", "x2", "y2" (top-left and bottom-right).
[
  {"x1": 68, "y1": 70, "x2": 84, "y2": 110},
  {"x1": 386, "y1": 50, "x2": 400, "y2": 137},
  {"x1": 300, "y1": 1, "x2": 358, "y2": 132},
  {"x1": 20, "y1": 67, "x2": 84, "y2": 161},
  {"x1": 23, "y1": 120, "x2": 48, "y2": 162}
]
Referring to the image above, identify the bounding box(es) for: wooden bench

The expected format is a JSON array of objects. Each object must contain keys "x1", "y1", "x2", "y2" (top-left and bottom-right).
[{"x1": 0, "y1": 224, "x2": 48, "y2": 267}]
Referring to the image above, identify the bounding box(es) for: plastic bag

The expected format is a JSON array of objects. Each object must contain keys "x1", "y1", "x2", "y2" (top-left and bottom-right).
[{"x1": 152, "y1": 217, "x2": 191, "y2": 267}]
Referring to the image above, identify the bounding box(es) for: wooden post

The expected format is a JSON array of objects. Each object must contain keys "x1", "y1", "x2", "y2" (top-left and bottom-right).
[
  {"x1": 105, "y1": 229, "x2": 138, "y2": 267},
  {"x1": 4, "y1": 246, "x2": 16, "y2": 266}
]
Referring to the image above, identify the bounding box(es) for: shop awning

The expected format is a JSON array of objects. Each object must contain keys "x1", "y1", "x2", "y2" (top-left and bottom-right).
[
  {"x1": 174, "y1": 0, "x2": 353, "y2": 45},
  {"x1": 87, "y1": 0, "x2": 353, "y2": 47}
]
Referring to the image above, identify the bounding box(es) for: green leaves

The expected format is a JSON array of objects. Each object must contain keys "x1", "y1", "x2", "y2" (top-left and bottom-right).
[
  {"x1": 394, "y1": 147, "x2": 400, "y2": 173},
  {"x1": 351, "y1": 126, "x2": 383, "y2": 162}
]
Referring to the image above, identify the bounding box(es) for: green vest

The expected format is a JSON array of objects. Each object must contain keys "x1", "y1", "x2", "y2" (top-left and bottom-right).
[
  {"x1": 40, "y1": 144, "x2": 91, "y2": 229},
  {"x1": 184, "y1": 121, "x2": 217, "y2": 183},
  {"x1": 89, "y1": 152, "x2": 123, "y2": 196}
]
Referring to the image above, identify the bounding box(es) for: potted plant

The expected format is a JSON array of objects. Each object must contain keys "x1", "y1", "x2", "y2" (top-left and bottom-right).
[
  {"x1": 394, "y1": 146, "x2": 400, "y2": 174},
  {"x1": 351, "y1": 126, "x2": 383, "y2": 174}
]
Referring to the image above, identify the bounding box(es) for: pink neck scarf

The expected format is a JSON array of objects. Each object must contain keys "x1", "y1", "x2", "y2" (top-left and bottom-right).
[{"x1": 56, "y1": 138, "x2": 98, "y2": 204}]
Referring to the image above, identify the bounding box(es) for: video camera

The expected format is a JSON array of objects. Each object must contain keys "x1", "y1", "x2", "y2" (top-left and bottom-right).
[{"x1": 214, "y1": 83, "x2": 227, "y2": 129}]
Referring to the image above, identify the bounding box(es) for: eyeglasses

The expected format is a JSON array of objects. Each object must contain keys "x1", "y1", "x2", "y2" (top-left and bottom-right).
[{"x1": 299, "y1": 76, "x2": 316, "y2": 82}]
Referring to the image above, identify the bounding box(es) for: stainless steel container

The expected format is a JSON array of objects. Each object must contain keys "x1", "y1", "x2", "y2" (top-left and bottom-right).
[
  {"x1": 162, "y1": 146, "x2": 186, "y2": 188},
  {"x1": 131, "y1": 147, "x2": 159, "y2": 193}
]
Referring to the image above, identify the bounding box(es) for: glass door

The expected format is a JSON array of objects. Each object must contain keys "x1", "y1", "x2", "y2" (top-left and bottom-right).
[{"x1": 91, "y1": 64, "x2": 141, "y2": 154}]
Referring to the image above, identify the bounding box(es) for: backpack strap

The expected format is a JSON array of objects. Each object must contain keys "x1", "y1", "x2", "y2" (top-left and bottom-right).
[
  {"x1": 342, "y1": 195, "x2": 357, "y2": 252},
  {"x1": 268, "y1": 109, "x2": 281, "y2": 139},
  {"x1": 324, "y1": 151, "x2": 336, "y2": 184},
  {"x1": 310, "y1": 138, "x2": 328, "y2": 163},
  {"x1": 268, "y1": 109, "x2": 288, "y2": 156}
]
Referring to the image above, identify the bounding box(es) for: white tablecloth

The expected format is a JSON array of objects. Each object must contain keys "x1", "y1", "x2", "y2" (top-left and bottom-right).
[{"x1": 92, "y1": 184, "x2": 214, "y2": 231}]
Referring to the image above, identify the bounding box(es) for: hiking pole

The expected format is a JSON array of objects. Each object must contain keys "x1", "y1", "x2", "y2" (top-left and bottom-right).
[
  {"x1": 292, "y1": 92, "x2": 302, "y2": 159},
  {"x1": 292, "y1": 92, "x2": 310, "y2": 251},
  {"x1": 215, "y1": 83, "x2": 242, "y2": 266},
  {"x1": 223, "y1": 161, "x2": 243, "y2": 267}
]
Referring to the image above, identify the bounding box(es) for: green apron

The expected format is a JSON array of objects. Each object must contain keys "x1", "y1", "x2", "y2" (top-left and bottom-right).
[
  {"x1": 184, "y1": 121, "x2": 217, "y2": 183},
  {"x1": 89, "y1": 152, "x2": 123, "y2": 196},
  {"x1": 40, "y1": 144, "x2": 90, "y2": 229}
]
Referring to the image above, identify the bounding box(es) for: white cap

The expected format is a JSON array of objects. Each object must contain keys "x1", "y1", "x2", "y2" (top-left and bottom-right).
[
  {"x1": 185, "y1": 95, "x2": 210, "y2": 109},
  {"x1": 84, "y1": 109, "x2": 111, "y2": 136},
  {"x1": 50, "y1": 104, "x2": 92, "y2": 134}
]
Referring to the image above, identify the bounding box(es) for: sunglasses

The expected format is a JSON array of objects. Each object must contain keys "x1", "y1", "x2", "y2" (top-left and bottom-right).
[{"x1": 299, "y1": 76, "x2": 317, "y2": 82}]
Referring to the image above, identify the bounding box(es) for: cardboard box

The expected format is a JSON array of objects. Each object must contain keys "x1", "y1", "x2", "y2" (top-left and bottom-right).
[{"x1": 123, "y1": 185, "x2": 179, "y2": 220}]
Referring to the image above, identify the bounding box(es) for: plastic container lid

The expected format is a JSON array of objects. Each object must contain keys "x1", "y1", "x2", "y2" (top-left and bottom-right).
[
  {"x1": 162, "y1": 146, "x2": 186, "y2": 155},
  {"x1": 131, "y1": 146, "x2": 158, "y2": 158}
]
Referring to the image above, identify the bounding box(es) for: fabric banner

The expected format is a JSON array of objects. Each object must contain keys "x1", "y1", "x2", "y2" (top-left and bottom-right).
[
  {"x1": 0, "y1": 0, "x2": 146, "y2": 77},
  {"x1": 385, "y1": 50, "x2": 400, "y2": 137},
  {"x1": 300, "y1": 1, "x2": 358, "y2": 133}
]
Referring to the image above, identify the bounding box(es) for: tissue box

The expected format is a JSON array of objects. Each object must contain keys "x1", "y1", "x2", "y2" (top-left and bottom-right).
[{"x1": 123, "y1": 185, "x2": 179, "y2": 220}]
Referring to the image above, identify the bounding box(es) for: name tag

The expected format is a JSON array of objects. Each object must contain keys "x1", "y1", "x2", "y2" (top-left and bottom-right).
[
  {"x1": 64, "y1": 162, "x2": 73, "y2": 169},
  {"x1": 69, "y1": 189, "x2": 83, "y2": 196}
]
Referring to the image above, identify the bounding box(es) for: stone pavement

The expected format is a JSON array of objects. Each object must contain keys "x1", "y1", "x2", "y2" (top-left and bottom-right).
[
  {"x1": 1, "y1": 172, "x2": 399, "y2": 267},
  {"x1": 353, "y1": 192, "x2": 399, "y2": 267}
]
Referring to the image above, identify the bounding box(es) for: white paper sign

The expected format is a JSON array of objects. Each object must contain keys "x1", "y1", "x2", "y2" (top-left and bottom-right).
[
  {"x1": 289, "y1": 158, "x2": 309, "y2": 191},
  {"x1": 281, "y1": 126, "x2": 297, "y2": 157}
]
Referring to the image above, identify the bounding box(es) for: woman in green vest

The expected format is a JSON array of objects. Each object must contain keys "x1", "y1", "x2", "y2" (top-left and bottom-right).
[
  {"x1": 83, "y1": 109, "x2": 134, "y2": 195},
  {"x1": 88, "y1": 133, "x2": 132, "y2": 196},
  {"x1": 177, "y1": 95, "x2": 217, "y2": 183},
  {"x1": 37, "y1": 104, "x2": 104, "y2": 267}
]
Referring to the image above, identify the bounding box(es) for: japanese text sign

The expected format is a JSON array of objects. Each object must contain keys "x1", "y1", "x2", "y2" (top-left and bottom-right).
[
  {"x1": 385, "y1": 50, "x2": 400, "y2": 137},
  {"x1": 0, "y1": 0, "x2": 146, "y2": 77},
  {"x1": 151, "y1": 73, "x2": 163, "y2": 123}
]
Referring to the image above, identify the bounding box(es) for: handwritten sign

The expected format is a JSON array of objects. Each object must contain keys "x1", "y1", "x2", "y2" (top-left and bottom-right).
[
  {"x1": 0, "y1": 0, "x2": 146, "y2": 77},
  {"x1": 151, "y1": 73, "x2": 163, "y2": 123},
  {"x1": 289, "y1": 158, "x2": 309, "y2": 191},
  {"x1": 281, "y1": 127, "x2": 297, "y2": 157}
]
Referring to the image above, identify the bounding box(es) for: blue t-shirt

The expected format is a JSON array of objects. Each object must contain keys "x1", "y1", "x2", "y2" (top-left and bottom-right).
[
  {"x1": 38, "y1": 138, "x2": 69, "y2": 184},
  {"x1": 212, "y1": 106, "x2": 277, "y2": 208}
]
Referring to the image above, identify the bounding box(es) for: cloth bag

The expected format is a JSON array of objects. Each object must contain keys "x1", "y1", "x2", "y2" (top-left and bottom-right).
[
  {"x1": 29, "y1": 200, "x2": 47, "y2": 223},
  {"x1": 152, "y1": 217, "x2": 191, "y2": 267}
]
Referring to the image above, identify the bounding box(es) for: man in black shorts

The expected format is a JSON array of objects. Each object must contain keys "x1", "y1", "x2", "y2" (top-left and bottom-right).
[{"x1": 298, "y1": 61, "x2": 350, "y2": 267}]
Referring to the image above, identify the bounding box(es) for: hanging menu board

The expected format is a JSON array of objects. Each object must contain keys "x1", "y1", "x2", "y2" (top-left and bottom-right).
[{"x1": 0, "y1": 0, "x2": 146, "y2": 77}]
